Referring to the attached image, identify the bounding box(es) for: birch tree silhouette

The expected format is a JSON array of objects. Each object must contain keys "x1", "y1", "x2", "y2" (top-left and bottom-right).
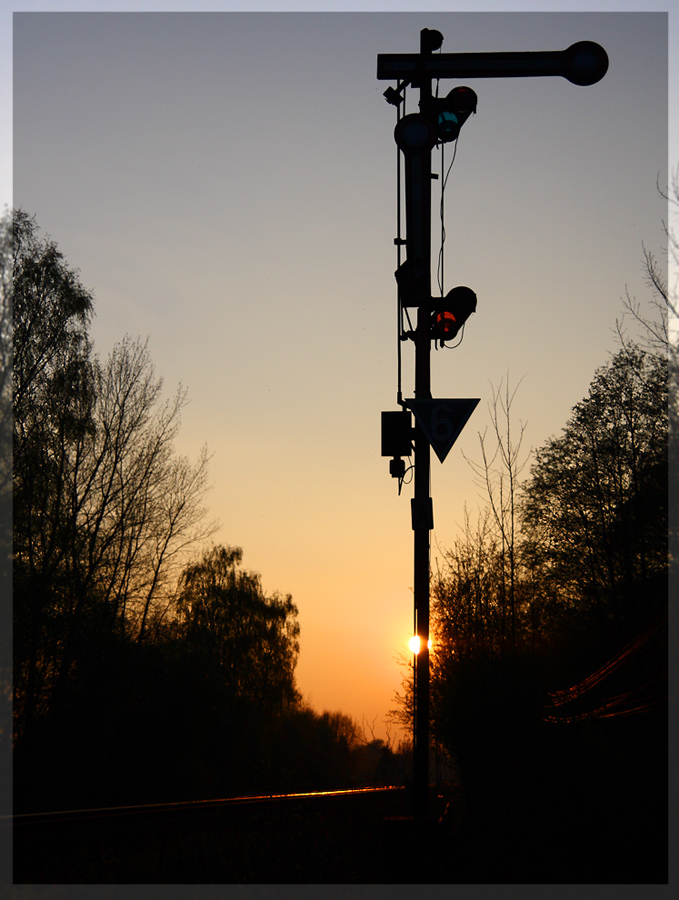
[{"x1": 12, "y1": 211, "x2": 216, "y2": 743}]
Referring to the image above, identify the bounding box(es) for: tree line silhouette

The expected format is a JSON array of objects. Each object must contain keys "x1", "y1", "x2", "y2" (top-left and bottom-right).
[
  {"x1": 389, "y1": 186, "x2": 673, "y2": 880},
  {"x1": 6, "y1": 210, "x2": 407, "y2": 814}
]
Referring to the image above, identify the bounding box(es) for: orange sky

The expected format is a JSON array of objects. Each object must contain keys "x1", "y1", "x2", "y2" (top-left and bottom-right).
[{"x1": 9, "y1": 7, "x2": 671, "y2": 743}]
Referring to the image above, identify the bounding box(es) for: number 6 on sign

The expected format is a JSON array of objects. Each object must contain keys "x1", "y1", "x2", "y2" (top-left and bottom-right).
[
  {"x1": 406, "y1": 398, "x2": 480, "y2": 463},
  {"x1": 432, "y1": 403, "x2": 456, "y2": 441}
]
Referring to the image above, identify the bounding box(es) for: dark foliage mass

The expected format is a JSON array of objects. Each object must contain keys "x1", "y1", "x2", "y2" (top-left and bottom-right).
[
  {"x1": 390, "y1": 280, "x2": 670, "y2": 878},
  {"x1": 0, "y1": 211, "x2": 11, "y2": 805},
  {"x1": 8, "y1": 212, "x2": 404, "y2": 819},
  {"x1": 522, "y1": 347, "x2": 667, "y2": 648}
]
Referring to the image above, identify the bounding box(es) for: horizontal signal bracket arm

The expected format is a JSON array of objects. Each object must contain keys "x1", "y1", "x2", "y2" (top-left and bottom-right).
[{"x1": 377, "y1": 41, "x2": 608, "y2": 86}]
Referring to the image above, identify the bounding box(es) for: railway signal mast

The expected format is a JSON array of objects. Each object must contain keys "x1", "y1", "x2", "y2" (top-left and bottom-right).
[{"x1": 377, "y1": 29, "x2": 608, "y2": 824}]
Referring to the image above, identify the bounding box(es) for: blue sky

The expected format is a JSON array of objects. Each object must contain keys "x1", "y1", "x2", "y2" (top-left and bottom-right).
[{"x1": 5, "y1": 1, "x2": 675, "y2": 740}]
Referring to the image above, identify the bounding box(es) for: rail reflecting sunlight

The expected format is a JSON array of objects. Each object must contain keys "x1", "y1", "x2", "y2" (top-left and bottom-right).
[{"x1": 6, "y1": 785, "x2": 405, "y2": 826}]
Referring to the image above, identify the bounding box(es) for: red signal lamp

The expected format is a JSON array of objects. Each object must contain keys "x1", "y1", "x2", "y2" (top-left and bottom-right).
[
  {"x1": 435, "y1": 309, "x2": 458, "y2": 339},
  {"x1": 431, "y1": 286, "x2": 477, "y2": 345}
]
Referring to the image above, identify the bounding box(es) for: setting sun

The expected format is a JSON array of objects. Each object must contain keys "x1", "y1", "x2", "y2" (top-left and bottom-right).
[{"x1": 408, "y1": 636, "x2": 432, "y2": 654}]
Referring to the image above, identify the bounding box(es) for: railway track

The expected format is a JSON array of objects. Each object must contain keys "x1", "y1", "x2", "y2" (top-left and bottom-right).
[
  {"x1": 6, "y1": 783, "x2": 404, "y2": 826},
  {"x1": 9, "y1": 784, "x2": 453, "y2": 883}
]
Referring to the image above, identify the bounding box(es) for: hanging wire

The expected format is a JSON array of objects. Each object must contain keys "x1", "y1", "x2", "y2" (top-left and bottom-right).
[
  {"x1": 434, "y1": 131, "x2": 463, "y2": 351},
  {"x1": 397, "y1": 460, "x2": 415, "y2": 496},
  {"x1": 436, "y1": 134, "x2": 459, "y2": 300}
]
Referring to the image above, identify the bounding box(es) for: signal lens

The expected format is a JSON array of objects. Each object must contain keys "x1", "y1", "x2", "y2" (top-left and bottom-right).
[
  {"x1": 438, "y1": 110, "x2": 459, "y2": 138},
  {"x1": 436, "y1": 310, "x2": 457, "y2": 336}
]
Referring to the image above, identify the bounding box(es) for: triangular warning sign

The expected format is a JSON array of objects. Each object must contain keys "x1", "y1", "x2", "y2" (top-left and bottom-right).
[{"x1": 405, "y1": 398, "x2": 479, "y2": 463}]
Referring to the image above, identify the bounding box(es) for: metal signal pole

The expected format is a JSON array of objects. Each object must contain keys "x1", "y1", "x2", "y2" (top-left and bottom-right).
[
  {"x1": 410, "y1": 33, "x2": 434, "y2": 824},
  {"x1": 378, "y1": 29, "x2": 608, "y2": 828}
]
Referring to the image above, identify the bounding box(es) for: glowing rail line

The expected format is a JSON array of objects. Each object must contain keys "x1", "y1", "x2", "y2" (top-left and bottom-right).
[{"x1": 3, "y1": 785, "x2": 405, "y2": 827}]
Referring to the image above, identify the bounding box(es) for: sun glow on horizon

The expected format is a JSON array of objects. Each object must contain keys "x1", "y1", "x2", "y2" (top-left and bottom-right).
[{"x1": 409, "y1": 636, "x2": 432, "y2": 655}]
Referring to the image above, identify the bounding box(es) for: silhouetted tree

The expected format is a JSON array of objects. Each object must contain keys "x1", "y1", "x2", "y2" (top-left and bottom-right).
[
  {"x1": 0, "y1": 210, "x2": 11, "y2": 755},
  {"x1": 13, "y1": 210, "x2": 97, "y2": 741},
  {"x1": 12, "y1": 211, "x2": 216, "y2": 745},
  {"x1": 174, "y1": 545, "x2": 301, "y2": 716},
  {"x1": 617, "y1": 170, "x2": 678, "y2": 588},
  {"x1": 0, "y1": 209, "x2": 11, "y2": 494},
  {"x1": 463, "y1": 378, "x2": 530, "y2": 652},
  {"x1": 69, "y1": 335, "x2": 215, "y2": 646},
  {"x1": 521, "y1": 345, "x2": 667, "y2": 651}
]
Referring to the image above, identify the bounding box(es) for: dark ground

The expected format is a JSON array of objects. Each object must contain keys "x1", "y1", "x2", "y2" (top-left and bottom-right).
[
  {"x1": 11, "y1": 709, "x2": 670, "y2": 884},
  {"x1": 11, "y1": 767, "x2": 667, "y2": 885}
]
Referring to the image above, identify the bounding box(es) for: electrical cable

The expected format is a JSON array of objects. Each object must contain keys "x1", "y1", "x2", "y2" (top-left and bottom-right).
[
  {"x1": 436, "y1": 137, "x2": 459, "y2": 300},
  {"x1": 434, "y1": 114, "x2": 463, "y2": 352},
  {"x1": 397, "y1": 461, "x2": 414, "y2": 496}
]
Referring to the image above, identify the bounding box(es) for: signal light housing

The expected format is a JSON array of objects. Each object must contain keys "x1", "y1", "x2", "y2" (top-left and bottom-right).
[
  {"x1": 428, "y1": 86, "x2": 477, "y2": 143},
  {"x1": 431, "y1": 286, "x2": 477, "y2": 345}
]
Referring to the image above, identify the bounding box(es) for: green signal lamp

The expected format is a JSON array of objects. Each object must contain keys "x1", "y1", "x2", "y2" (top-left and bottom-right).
[{"x1": 431, "y1": 86, "x2": 477, "y2": 142}]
